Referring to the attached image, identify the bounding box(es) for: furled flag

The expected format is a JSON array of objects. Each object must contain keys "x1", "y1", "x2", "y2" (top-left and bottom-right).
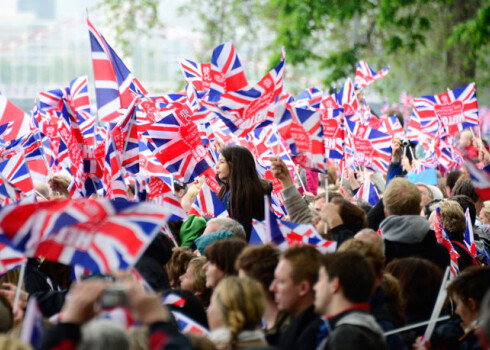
[
  {"x1": 0, "y1": 198, "x2": 169, "y2": 273},
  {"x1": 0, "y1": 152, "x2": 34, "y2": 195},
  {"x1": 344, "y1": 115, "x2": 392, "y2": 174},
  {"x1": 171, "y1": 311, "x2": 209, "y2": 335},
  {"x1": 87, "y1": 18, "x2": 147, "y2": 122},
  {"x1": 434, "y1": 206, "x2": 460, "y2": 279},
  {"x1": 335, "y1": 78, "x2": 359, "y2": 117},
  {"x1": 320, "y1": 108, "x2": 344, "y2": 160},
  {"x1": 464, "y1": 208, "x2": 477, "y2": 258},
  {"x1": 188, "y1": 183, "x2": 229, "y2": 218},
  {"x1": 354, "y1": 177, "x2": 380, "y2": 206},
  {"x1": 354, "y1": 60, "x2": 390, "y2": 90},
  {"x1": 20, "y1": 298, "x2": 45, "y2": 348},
  {"x1": 413, "y1": 83, "x2": 478, "y2": 137},
  {"x1": 0, "y1": 91, "x2": 30, "y2": 142},
  {"x1": 0, "y1": 236, "x2": 26, "y2": 275},
  {"x1": 208, "y1": 41, "x2": 249, "y2": 102},
  {"x1": 209, "y1": 53, "x2": 285, "y2": 137}
]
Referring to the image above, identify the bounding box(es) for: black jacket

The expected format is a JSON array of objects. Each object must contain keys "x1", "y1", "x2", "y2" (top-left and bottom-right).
[{"x1": 278, "y1": 305, "x2": 319, "y2": 350}]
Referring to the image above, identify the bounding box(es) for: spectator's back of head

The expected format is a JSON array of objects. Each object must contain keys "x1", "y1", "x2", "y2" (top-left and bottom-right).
[
  {"x1": 79, "y1": 319, "x2": 130, "y2": 350},
  {"x1": 331, "y1": 197, "x2": 368, "y2": 234},
  {"x1": 338, "y1": 239, "x2": 384, "y2": 279},
  {"x1": 439, "y1": 200, "x2": 466, "y2": 238},
  {"x1": 450, "y1": 194, "x2": 476, "y2": 226},
  {"x1": 354, "y1": 228, "x2": 385, "y2": 254},
  {"x1": 386, "y1": 257, "x2": 443, "y2": 321},
  {"x1": 446, "y1": 170, "x2": 463, "y2": 196},
  {"x1": 452, "y1": 178, "x2": 480, "y2": 207},
  {"x1": 383, "y1": 178, "x2": 421, "y2": 216}
]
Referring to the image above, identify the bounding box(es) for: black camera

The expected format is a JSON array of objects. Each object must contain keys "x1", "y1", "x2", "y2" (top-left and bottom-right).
[{"x1": 401, "y1": 139, "x2": 410, "y2": 148}]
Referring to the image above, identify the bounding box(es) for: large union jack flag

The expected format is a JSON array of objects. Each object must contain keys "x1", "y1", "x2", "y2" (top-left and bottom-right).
[
  {"x1": 0, "y1": 199, "x2": 169, "y2": 273},
  {"x1": 209, "y1": 54, "x2": 285, "y2": 137},
  {"x1": 87, "y1": 18, "x2": 147, "y2": 122},
  {"x1": 413, "y1": 83, "x2": 478, "y2": 137},
  {"x1": 354, "y1": 60, "x2": 390, "y2": 90},
  {"x1": 344, "y1": 115, "x2": 392, "y2": 174},
  {"x1": 0, "y1": 91, "x2": 30, "y2": 142},
  {"x1": 0, "y1": 236, "x2": 26, "y2": 276},
  {"x1": 208, "y1": 41, "x2": 248, "y2": 102}
]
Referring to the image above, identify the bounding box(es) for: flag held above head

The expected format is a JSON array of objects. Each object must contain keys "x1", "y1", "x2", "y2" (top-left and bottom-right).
[{"x1": 354, "y1": 60, "x2": 390, "y2": 90}]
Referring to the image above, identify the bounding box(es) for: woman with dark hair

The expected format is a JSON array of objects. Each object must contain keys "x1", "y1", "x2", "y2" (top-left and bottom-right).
[
  {"x1": 203, "y1": 238, "x2": 247, "y2": 290},
  {"x1": 216, "y1": 145, "x2": 271, "y2": 239}
]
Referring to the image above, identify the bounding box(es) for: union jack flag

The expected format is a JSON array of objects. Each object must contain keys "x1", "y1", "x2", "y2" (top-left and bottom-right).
[
  {"x1": 0, "y1": 237, "x2": 26, "y2": 276},
  {"x1": 0, "y1": 91, "x2": 30, "y2": 142},
  {"x1": 354, "y1": 60, "x2": 389, "y2": 90},
  {"x1": 320, "y1": 108, "x2": 344, "y2": 160},
  {"x1": 87, "y1": 18, "x2": 147, "y2": 122},
  {"x1": 39, "y1": 88, "x2": 65, "y2": 113},
  {"x1": 103, "y1": 133, "x2": 128, "y2": 199},
  {"x1": 354, "y1": 177, "x2": 380, "y2": 206},
  {"x1": 208, "y1": 41, "x2": 248, "y2": 102},
  {"x1": 143, "y1": 94, "x2": 214, "y2": 184},
  {"x1": 67, "y1": 76, "x2": 91, "y2": 114},
  {"x1": 379, "y1": 116, "x2": 404, "y2": 138},
  {"x1": 0, "y1": 198, "x2": 169, "y2": 273},
  {"x1": 0, "y1": 177, "x2": 24, "y2": 207},
  {"x1": 0, "y1": 152, "x2": 34, "y2": 195},
  {"x1": 344, "y1": 115, "x2": 392, "y2": 174},
  {"x1": 147, "y1": 177, "x2": 187, "y2": 222},
  {"x1": 171, "y1": 311, "x2": 209, "y2": 335},
  {"x1": 162, "y1": 293, "x2": 187, "y2": 308},
  {"x1": 413, "y1": 83, "x2": 478, "y2": 137},
  {"x1": 188, "y1": 183, "x2": 229, "y2": 218},
  {"x1": 400, "y1": 91, "x2": 413, "y2": 118},
  {"x1": 210, "y1": 54, "x2": 285, "y2": 137},
  {"x1": 464, "y1": 155, "x2": 490, "y2": 200},
  {"x1": 111, "y1": 98, "x2": 140, "y2": 174},
  {"x1": 335, "y1": 79, "x2": 359, "y2": 117},
  {"x1": 287, "y1": 106, "x2": 326, "y2": 172},
  {"x1": 434, "y1": 206, "x2": 459, "y2": 279},
  {"x1": 279, "y1": 220, "x2": 337, "y2": 253},
  {"x1": 295, "y1": 87, "x2": 323, "y2": 110},
  {"x1": 463, "y1": 208, "x2": 477, "y2": 258},
  {"x1": 180, "y1": 59, "x2": 213, "y2": 93},
  {"x1": 381, "y1": 96, "x2": 389, "y2": 114}
]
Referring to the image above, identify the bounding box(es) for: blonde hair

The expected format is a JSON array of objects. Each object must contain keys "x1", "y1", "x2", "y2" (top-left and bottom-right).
[
  {"x1": 439, "y1": 200, "x2": 466, "y2": 234},
  {"x1": 213, "y1": 277, "x2": 265, "y2": 348},
  {"x1": 383, "y1": 178, "x2": 421, "y2": 215},
  {"x1": 483, "y1": 201, "x2": 490, "y2": 222}
]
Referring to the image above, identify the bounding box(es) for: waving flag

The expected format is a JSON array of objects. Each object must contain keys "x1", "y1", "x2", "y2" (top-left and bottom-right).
[
  {"x1": 210, "y1": 54, "x2": 285, "y2": 137},
  {"x1": 180, "y1": 59, "x2": 213, "y2": 93},
  {"x1": 87, "y1": 18, "x2": 147, "y2": 122},
  {"x1": 413, "y1": 83, "x2": 478, "y2": 137},
  {"x1": 354, "y1": 178, "x2": 380, "y2": 206},
  {"x1": 172, "y1": 311, "x2": 209, "y2": 335},
  {"x1": 208, "y1": 41, "x2": 248, "y2": 102},
  {"x1": 20, "y1": 298, "x2": 45, "y2": 348},
  {"x1": 464, "y1": 156, "x2": 490, "y2": 200},
  {"x1": 288, "y1": 106, "x2": 326, "y2": 172},
  {"x1": 463, "y1": 208, "x2": 477, "y2": 258},
  {"x1": 345, "y1": 115, "x2": 392, "y2": 174},
  {"x1": 147, "y1": 177, "x2": 187, "y2": 221},
  {"x1": 103, "y1": 134, "x2": 128, "y2": 199},
  {"x1": 434, "y1": 206, "x2": 460, "y2": 278},
  {"x1": 320, "y1": 108, "x2": 344, "y2": 160},
  {"x1": 354, "y1": 60, "x2": 390, "y2": 90},
  {"x1": 0, "y1": 199, "x2": 169, "y2": 273},
  {"x1": 111, "y1": 98, "x2": 140, "y2": 174},
  {"x1": 0, "y1": 153, "x2": 34, "y2": 195},
  {"x1": 279, "y1": 220, "x2": 337, "y2": 253},
  {"x1": 295, "y1": 87, "x2": 323, "y2": 109},
  {"x1": 0, "y1": 92, "x2": 30, "y2": 142},
  {"x1": 0, "y1": 237, "x2": 26, "y2": 275},
  {"x1": 143, "y1": 92, "x2": 214, "y2": 184},
  {"x1": 188, "y1": 183, "x2": 229, "y2": 218},
  {"x1": 335, "y1": 79, "x2": 359, "y2": 117},
  {"x1": 379, "y1": 116, "x2": 404, "y2": 138}
]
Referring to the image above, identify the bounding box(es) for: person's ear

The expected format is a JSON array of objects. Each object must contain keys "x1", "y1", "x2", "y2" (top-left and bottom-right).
[
  {"x1": 297, "y1": 280, "x2": 312, "y2": 297},
  {"x1": 468, "y1": 297, "x2": 479, "y2": 313}
]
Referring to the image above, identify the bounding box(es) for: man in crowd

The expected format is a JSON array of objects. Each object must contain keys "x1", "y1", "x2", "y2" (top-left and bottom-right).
[
  {"x1": 314, "y1": 251, "x2": 387, "y2": 349},
  {"x1": 269, "y1": 245, "x2": 322, "y2": 350}
]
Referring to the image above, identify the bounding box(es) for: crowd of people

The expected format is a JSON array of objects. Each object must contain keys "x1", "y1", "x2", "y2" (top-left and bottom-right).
[{"x1": 1, "y1": 131, "x2": 490, "y2": 350}]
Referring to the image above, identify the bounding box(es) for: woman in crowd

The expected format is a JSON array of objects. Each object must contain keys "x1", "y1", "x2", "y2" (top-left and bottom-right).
[
  {"x1": 207, "y1": 276, "x2": 269, "y2": 349},
  {"x1": 216, "y1": 145, "x2": 271, "y2": 239},
  {"x1": 180, "y1": 256, "x2": 212, "y2": 308},
  {"x1": 203, "y1": 238, "x2": 247, "y2": 290}
]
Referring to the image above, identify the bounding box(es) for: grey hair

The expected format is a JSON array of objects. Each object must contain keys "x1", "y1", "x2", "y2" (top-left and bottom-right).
[
  {"x1": 79, "y1": 319, "x2": 130, "y2": 350},
  {"x1": 207, "y1": 217, "x2": 246, "y2": 241}
]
